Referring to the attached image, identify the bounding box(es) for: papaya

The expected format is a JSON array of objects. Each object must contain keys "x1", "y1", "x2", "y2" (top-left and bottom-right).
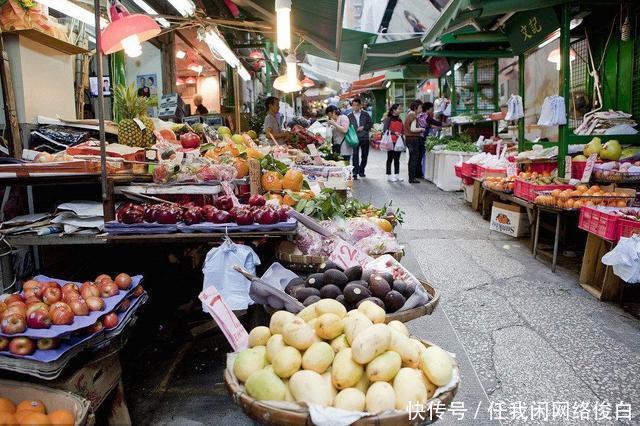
[
  {"x1": 283, "y1": 170, "x2": 304, "y2": 191},
  {"x1": 235, "y1": 158, "x2": 249, "y2": 178},
  {"x1": 262, "y1": 171, "x2": 283, "y2": 191}
]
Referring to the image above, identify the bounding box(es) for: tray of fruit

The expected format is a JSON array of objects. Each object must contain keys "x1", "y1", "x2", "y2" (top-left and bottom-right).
[
  {"x1": 534, "y1": 185, "x2": 635, "y2": 210},
  {"x1": 225, "y1": 303, "x2": 459, "y2": 425},
  {"x1": 0, "y1": 273, "x2": 141, "y2": 339},
  {"x1": 592, "y1": 162, "x2": 640, "y2": 183},
  {"x1": 482, "y1": 176, "x2": 515, "y2": 193}
]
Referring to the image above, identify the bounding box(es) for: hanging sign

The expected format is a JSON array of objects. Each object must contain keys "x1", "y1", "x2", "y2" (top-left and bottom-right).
[
  {"x1": 329, "y1": 239, "x2": 374, "y2": 270},
  {"x1": 564, "y1": 156, "x2": 572, "y2": 180},
  {"x1": 199, "y1": 286, "x2": 249, "y2": 351},
  {"x1": 505, "y1": 8, "x2": 560, "y2": 55}
]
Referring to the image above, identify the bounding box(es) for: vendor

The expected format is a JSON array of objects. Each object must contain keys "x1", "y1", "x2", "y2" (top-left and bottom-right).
[
  {"x1": 263, "y1": 96, "x2": 289, "y2": 142},
  {"x1": 193, "y1": 94, "x2": 209, "y2": 115}
]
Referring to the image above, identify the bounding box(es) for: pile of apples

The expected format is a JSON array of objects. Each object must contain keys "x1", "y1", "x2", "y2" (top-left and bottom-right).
[
  {"x1": 534, "y1": 185, "x2": 631, "y2": 210},
  {"x1": 483, "y1": 176, "x2": 515, "y2": 192},
  {"x1": 0, "y1": 273, "x2": 144, "y2": 356},
  {"x1": 116, "y1": 194, "x2": 291, "y2": 226}
]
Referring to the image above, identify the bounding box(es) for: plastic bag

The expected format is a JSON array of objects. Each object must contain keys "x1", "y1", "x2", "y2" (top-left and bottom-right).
[
  {"x1": 380, "y1": 131, "x2": 394, "y2": 152},
  {"x1": 601, "y1": 235, "x2": 640, "y2": 283},
  {"x1": 202, "y1": 239, "x2": 261, "y2": 310},
  {"x1": 393, "y1": 135, "x2": 406, "y2": 152}
]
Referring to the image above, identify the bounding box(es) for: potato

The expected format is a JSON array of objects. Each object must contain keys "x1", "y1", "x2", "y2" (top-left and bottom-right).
[
  {"x1": 234, "y1": 348, "x2": 266, "y2": 382},
  {"x1": 332, "y1": 348, "x2": 364, "y2": 389},
  {"x1": 343, "y1": 312, "x2": 373, "y2": 345},
  {"x1": 351, "y1": 324, "x2": 391, "y2": 364},
  {"x1": 357, "y1": 300, "x2": 385, "y2": 324},
  {"x1": 393, "y1": 368, "x2": 428, "y2": 410},
  {"x1": 245, "y1": 368, "x2": 287, "y2": 401},
  {"x1": 289, "y1": 370, "x2": 332, "y2": 406},
  {"x1": 270, "y1": 311, "x2": 296, "y2": 335},
  {"x1": 282, "y1": 317, "x2": 316, "y2": 350},
  {"x1": 419, "y1": 346, "x2": 453, "y2": 386},
  {"x1": 315, "y1": 313, "x2": 344, "y2": 340},
  {"x1": 272, "y1": 346, "x2": 302, "y2": 378},
  {"x1": 366, "y1": 351, "x2": 401, "y2": 382},
  {"x1": 387, "y1": 320, "x2": 409, "y2": 337},
  {"x1": 389, "y1": 330, "x2": 420, "y2": 368},
  {"x1": 334, "y1": 388, "x2": 366, "y2": 411},
  {"x1": 365, "y1": 381, "x2": 396, "y2": 413},
  {"x1": 353, "y1": 373, "x2": 369, "y2": 395},
  {"x1": 321, "y1": 370, "x2": 337, "y2": 405},
  {"x1": 248, "y1": 326, "x2": 271, "y2": 347},
  {"x1": 302, "y1": 342, "x2": 335, "y2": 374},
  {"x1": 297, "y1": 304, "x2": 318, "y2": 322},
  {"x1": 266, "y1": 334, "x2": 286, "y2": 363},
  {"x1": 315, "y1": 299, "x2": 347, "y2": 318},
  {"x1": 410, "y1": 338, "x2": 428, "y2": 353},
  {"x1": 330, "y1": 334, "x2": 350, "y2": 353}
]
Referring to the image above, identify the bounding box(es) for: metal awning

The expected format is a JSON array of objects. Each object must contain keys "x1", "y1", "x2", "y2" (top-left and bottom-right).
[
  {"x1": 360, "y1": 37, "x2": 423, "y2": 75},
  {"x1": 300, "y1": 29, "x2": 377, "y2": 64}
]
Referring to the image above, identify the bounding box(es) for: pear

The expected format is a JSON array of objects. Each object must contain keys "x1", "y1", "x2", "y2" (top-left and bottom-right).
[
  {"x1": 583, "y1": 137, "x2": 602, "y2": 156},
  {"x1": 573, "y1": 154, "x2": 588, "y2": 161},
  {"x1": 599, "y1": 140, "x2": 622, "y2": 161}
]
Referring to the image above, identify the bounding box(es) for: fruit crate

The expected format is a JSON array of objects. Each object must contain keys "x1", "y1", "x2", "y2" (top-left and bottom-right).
[
  {"x1": 514, "y1": 179, "x2": 573, "y2": 202},
  {"x1": 578, "y1": 206, "x2": 621, "y2": 241},
  {"x1": 461, "y1": 162, "x2": 477, "y2": 178},
  {"x1": 572, "y1": 161, "x2": 587, "y2": 179},
  {"x1": 477, "y1": 165, "x2": 506, "y2": 179},
  {"x1": 592, "y1": 169, "x2": 640, "y2": 183},
  {"x1": 617, "y1": 217, "x2": 640, "y2": 239},
  {"x1": 520, "y1": 160, "x2": 557, "y2": 174},
  {"x1": 454, "y1": 164, "x2": 462, "y2": 178}
]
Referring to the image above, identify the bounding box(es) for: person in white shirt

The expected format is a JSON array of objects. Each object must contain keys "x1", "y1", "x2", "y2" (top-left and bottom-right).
[{"x1": 347, "y1": 98, "x2": 372, "y2": 179}]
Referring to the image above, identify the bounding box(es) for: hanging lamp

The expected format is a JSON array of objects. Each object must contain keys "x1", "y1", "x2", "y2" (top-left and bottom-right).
[
  {"x1": 547, "y1": 48, "x2": 576, "y2": 71},
  {"x1": 100, "y1": 1, "x2": 161, "y2": 57},
  {"x1": 301, "y1": 77, "x2": 314, "y2": 88}
]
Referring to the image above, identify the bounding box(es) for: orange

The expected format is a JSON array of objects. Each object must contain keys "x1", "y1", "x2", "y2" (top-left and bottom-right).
[
  {"x1": 0, "y1": 399, "x2": 15, "y2": 414},
  {"x1": 282, "y1": 193, "x2": 297, "y2": 206},
  {"x1": 17, "y1": 412, "x2": 49, "y2": 425},
  {"x1": 234, "y1": 158, "x2": 249, "y2": 178},
  {"x1": 261, "y1": 171, "x2": 283, "y2": 191},
  {"x1": 0, "y1": 412, "x2": 17, "y2": 425},
  {"x1": 246, "y1": 147, "x2": 264, "y2": 160},
  {"x1": 16, "y1": 400, "x2": 45, "y2": 414},
  {"x1": 48, "y1": 410, "x2": 74, "y2": 426},
  {"x1": 282, "y1": 170, "x2": 304, "y2": 191}
]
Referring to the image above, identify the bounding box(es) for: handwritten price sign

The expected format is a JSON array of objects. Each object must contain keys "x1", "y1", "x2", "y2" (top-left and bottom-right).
[
  {"x1": 329, "y1": 239, "x2": 374, "y2": 270},
  {"x1": 199, "y1": 286, "x2": 248, "y2": 351},
  {"x1": 581, "y1": 153, "x2": 597, "y2": 183}
]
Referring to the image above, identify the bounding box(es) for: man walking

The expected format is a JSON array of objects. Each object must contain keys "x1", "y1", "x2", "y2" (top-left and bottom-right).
[{"x1": 347, "y1": 98, "x2": 372, "y2": 179}]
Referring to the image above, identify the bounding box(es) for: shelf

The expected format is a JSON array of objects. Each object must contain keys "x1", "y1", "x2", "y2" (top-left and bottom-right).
[{"x1": 8, "y1": 29, "x2": 89, "y2": 55}]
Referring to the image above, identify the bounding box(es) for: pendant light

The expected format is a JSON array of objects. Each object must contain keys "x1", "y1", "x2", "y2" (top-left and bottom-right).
[
  {"x1": 100, "y1": 2, "x2": 161, "y2": 57},
  {"x1": 186, "y1": 77, "x2": 197, "y2": 85},
  {"x1": 547, "y1": 48, "x2": 576, "y2": 71},
  {"x1": 176, "y1": 77, "x2": 185, "y2": 86},
  {"x1": 275, "y1": 0, "x2": 291, "y2": 51},
  {"x1": 301, "y1": 76, "x2": 314, "y2": 88}
]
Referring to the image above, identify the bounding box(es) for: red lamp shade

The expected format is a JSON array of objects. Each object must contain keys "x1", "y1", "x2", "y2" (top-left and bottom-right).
[
  {"x1": 249, "y1": 50, "x2": 264, "y2": 60},
  {"x1": 301, "y1": 77, "x2": 314, "y2": 88},
  {"x1": 176, "y1": 77, "x2": 185, "y2": 86},
  {"x1": 101, "y1": 14, "x2": 161, "y2": 56}
]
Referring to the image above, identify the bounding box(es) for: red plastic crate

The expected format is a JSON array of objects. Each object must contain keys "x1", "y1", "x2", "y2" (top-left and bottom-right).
[
  {"x1": 522, "y1": 161, "x2": 557, "y2": 174},
  {"x1": 617, "y1": 217, "x2": 640, "y2": 240},
  {"x1": 571, "y1": 160, "x2": 603, "y2": 180},
  {"x1": 461, "y1": 162, "x2": 477, "y2": 178},
  {"x1": 578, "y1": 206, "x2": 620, "y2": 241},
  {"x1": 514, "y1": 179, "x2": 573, "y2": 202},
  {"x1": 462, "y1": 176, "x2": 474, "y2": 185},
  {"x1": 477, "y1": 165, "x2": 506, "y2": 180},
  {"x1": 454, "y1": 165, "x2": 462, "y2": 178}
]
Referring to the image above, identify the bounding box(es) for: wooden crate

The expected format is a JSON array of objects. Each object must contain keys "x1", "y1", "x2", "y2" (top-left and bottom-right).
[{"x1": 579, "y1": 233, "x2": 622, "y2": 301}]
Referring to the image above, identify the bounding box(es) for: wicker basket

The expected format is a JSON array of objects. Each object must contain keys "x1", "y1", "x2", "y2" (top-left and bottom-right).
[
  {"x1": 264, "y1": 279, "x2": 439, "y2": 323},
  {"x1": 224, "y1": 339, "x2": 459, "y2": 425}
]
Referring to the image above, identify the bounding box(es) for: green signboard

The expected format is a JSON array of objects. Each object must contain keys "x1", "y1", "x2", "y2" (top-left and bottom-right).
[{"x1": 505, "y1": 7, "x2": 559, "y2": 55}]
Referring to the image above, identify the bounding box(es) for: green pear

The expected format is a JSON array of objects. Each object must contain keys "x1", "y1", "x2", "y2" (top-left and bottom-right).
[
  {"x1": 583, "y1": 137, "x2": 602, "y2": 156},
  {"x1": 573, "y1": 154, "x2": 588, "y2": 161},
  {"x1": 599, "y1": 140, "x2": 622, "y2": 161}
]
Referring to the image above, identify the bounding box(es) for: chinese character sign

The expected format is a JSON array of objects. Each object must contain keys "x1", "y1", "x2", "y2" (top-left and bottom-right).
[{"x1": 505, "y1": 8, "x2": 560, "y2": 55}]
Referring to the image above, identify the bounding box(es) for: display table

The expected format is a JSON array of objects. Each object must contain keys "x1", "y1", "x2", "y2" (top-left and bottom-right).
[{"x1": 533, "y1": 206, "x2": 580, "y2": 272}]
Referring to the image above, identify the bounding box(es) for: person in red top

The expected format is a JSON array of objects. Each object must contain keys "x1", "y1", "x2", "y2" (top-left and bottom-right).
[{"x1": 382, "y1": 104, "x2": 405, "y2": 182}]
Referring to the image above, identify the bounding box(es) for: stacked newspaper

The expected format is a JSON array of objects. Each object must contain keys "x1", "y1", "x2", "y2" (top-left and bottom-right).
[{"x1": 574, "y1": 110, "x2": 638, "y2": 135}]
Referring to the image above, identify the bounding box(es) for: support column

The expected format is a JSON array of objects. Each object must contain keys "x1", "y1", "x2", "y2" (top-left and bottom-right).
[
  {"x1": 225, "y1": 63, "x2": 234, "y2": 111},
  {"x1": 159, "y1": 32, "x2": 177, "y2": 95},
  {"x1": 518, "y1": 54, "x2": 525, "y2": 151},
  {"x1": 233, "y1": 68, "x2": 241, "y2": 132},
  {"x1": 558, "y1": 2, "x2": 571, "y2": 176}
]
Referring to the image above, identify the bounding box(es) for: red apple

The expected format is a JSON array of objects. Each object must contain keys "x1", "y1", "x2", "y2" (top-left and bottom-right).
[
  {"x1": 98, "y1": 281, "x2": 119, "y2": 298},
  {"x1": 37, "y1": 338, "x2": 60, "y2": 350},
  {"x1": 23, "y1": 295, "x2": 42, "y2": 305},
  {"x1": 26, "y1": 309, "x2": 52, "y2": 329},
  {"x1": 248, "y1": 194, "x2": 266, "y2": 207},
  {"x1": 62, "y1": 291, "x2": 81, "y2": 303},
  {"x1": 132, "y1": 285, "x2": 144, "y2": 298},
  {"x1": 23, "y1": 283, "x2": 45, "y2": 300},
  {"x1": 80, "y1": 284, "x2": 100, "y2": 300},
  {"x1": 44, "y1": 281, "x2": 61, "y2": 290},
  {"x1": 49, "y1": 302, "x2": 72, "y2": 314},
  {"x1": 3, "y1": 304, "x2": 26, "y2": 320},
  {"x1": 68, "y1": 298, "x2": 89, "y2": 316},
  {"x1": 234, "y1": 209, "x2": 254, "y2": 226},
  {"x1": 114, "y1": 273, "x2": 132, "y2": 290},
  {"x1": 95, "y1": 274, "x2": 112, "y2": 285},
  {"x1": 42, "y1": 287, "x2": 62, "y2": 305},
  {"x1": 85, "y1": 296, "x2": 105, "y2": 312},
  {"x1": 4, "y1": 294, "x2": 24, "y2": 306},
  {"x1": 117, "y1": 299, "x2": 131, "y2": 313},
  {"x1": 22, "y1": 280, "x2": 40, "y2": 291},
  {"x1": 1, "y1": 314, "x2": 26, "y2": 334},
  {"x1": 0, "y1": 337, "x2": 8, "y2": 351},
  {"x1": 62, "y1": 283, "x2": 79, "y2": 294},
  {"x1": 26, "y1": 302, "x2": 48, "y2": 316},
  {"x1": 9, "y1": 337, "x2": 35, "y2": 355},
  {"x1": 86, "y1": 320, "x2": 103, "y2": 334},
  {"x1": 180, "y1": 131, "x2": 201, "y2": 149},
  {"x1": 102, "y1": 312, "x2": 119, "y2": 329},
  {"x1": 50, "y1": 308, "x2": 74, "y2": 326}
]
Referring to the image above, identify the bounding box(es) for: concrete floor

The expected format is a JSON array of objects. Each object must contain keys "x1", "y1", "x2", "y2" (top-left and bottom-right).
[{"x1": 124, "y1": 150, "x2": 640, "y2": 425}]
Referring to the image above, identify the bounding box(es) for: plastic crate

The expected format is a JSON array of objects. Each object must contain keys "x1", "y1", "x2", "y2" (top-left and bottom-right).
[
  {"x1": 454, "y1": 165, "x2": 462, "y2": 178},
  {"x1": 462, "y1": 176, "x2": 474, "y2": 185},
  {"x1": 461, "y1": 162, "x2": 477, "y2": 178},
  {"x1": 578, "y1": 206, "x2": 620, "y2": 241},
  {"x1": 477, "y1": 165, "x2": 506, "y2": 180},
  {"x1": 514, "y1": 179, "x2": 573, "y2": 202},
  {"x1": 522, "y1": 161, "x2": 557, "y2": 174},
  {"x1": 617, "y1": 217, "x2": 640, "y2": 239}
]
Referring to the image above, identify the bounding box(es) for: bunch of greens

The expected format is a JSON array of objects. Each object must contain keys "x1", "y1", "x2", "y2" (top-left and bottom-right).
[
  {"x1": 260, "y1": 154, "x2": 288, "y2": 174},
  {"x1": 425, "y1": 132, "x2": 477, "y2": 152}
]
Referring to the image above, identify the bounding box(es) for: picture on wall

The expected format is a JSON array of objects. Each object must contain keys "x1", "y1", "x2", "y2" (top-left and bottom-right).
[{"x1": 136, "y1": 73, "x2": 158, "y2": 116}]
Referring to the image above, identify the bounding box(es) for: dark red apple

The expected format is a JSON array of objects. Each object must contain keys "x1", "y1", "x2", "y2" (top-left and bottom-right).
[
  {"x1": 87, "y1": 320, "x2": 104, "y2": 334},
  {"x1": 143, "y1": 205, "x2": 160, "y2": 223},
  {"x1": 37, "y1": 338, "x2": 60, "y2": 350},
  {"x1": 121, "y1": 208, "x2": 144, "y2": 224},
  {"x1": 202, "y1": 205, "x2": 217, "y2": 222},
  {"x1": 95, "y1": 274, "x2": 112, "y2": 285},
  {"x1": 98, "y1": 281, "x2": 119, "y2": 298},
  {"x1": 102, "y1": 312, "x2": 119, "y2": 329},
  {"x1": 68, "y1": 298, "x2": 89, "y2": 316},
  {"x1": 261, "y1": 209, "x2": 279, "y2": 225},
  {"x1": 235, "y1": 209, "x2": 254, "y2": 226},
  {"x1": 277, "y1": 207, "x2": 290, "y2": 222},
  {"x1": 1, "y1": 314, "x2": 26, "y2": 334},
  {"x1": 132, "y1": 285, "x2": 144, "y2": 298},
  {"x1": 85, "y1": 296, "x2": 105, "y2": 312},
  {"x1": 26, "y1": 309, "x2": 51, "y2": 329},
  {"x1": 211, "y1": 209, "x2": 232, "y2": 224},
  {"x1": 62, "y1": 291, "x2": 81, "y2": 303},
  {"x1": 248, "y1": 194, "x2": 266, "y2": 207},
  {"x1": 42, "y1": 287, "x2": 62, "y2": 305},
  {"x1": 9, "y1": 337, "x2": 35, "y2": 355},
  {"x1": 117, "y1": 299, "x2": 131, "y2": 313},
  {"x1": 50, "y1": 308, "x2": 74, "y2": 326},
  {"x1": 214, "y1": 195, "x2": 234, "y2": 211},
  {"x1": 0, "y1": 337, "x2": 8, "y2": 351},
  {"x1": 251, "y1": 208, "x2": 264, "y2": 224},
  {"x1": 156, "y1": 209, "x2": 178, "y2": 224},
  {"x1": 180, "y1": 132, "x2": 201, "y2": 149},
  {"x1": 183, "y1": 209, "x2": 202, "y2": 225},
  {"x1": 115, "y1": 273, "x2": 132, "y2": 290}
]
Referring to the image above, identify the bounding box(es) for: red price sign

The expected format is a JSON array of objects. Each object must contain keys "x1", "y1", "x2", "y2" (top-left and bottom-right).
[
  {"x1": 329, "y1": 239, "x2": 374, "y2": 270},
  {"x1": 199, "y1": 286, "x2": 249, "y2": 351}
]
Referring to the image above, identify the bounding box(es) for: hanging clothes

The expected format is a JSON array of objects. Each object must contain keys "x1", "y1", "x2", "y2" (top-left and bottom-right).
[
  {"x1": 538, "y1": 96, "x2": 567, "y2": 126},
  {"x1": 505, "y1": 95, "x2": 524, "y2": 121}
]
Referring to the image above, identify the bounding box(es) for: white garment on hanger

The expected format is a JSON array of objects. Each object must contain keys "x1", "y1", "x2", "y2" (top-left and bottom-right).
[
  {"x1": 505, "y1": 95, "x2": 524, "y2": 121},
  {"x1": 538, "y1": 95, "x2": 567, "y2": 126}
]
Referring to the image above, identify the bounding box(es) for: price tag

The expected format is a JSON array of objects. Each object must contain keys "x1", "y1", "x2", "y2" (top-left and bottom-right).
[
  {"x1": 506, "y1": 160, "x2": 517, "y2": 177},
  {"x1": 199, "y1": 286, "x2": 249, "y2": 351},
  {"x1": 329, "y1": 239, "x2": 374, "y2": 270},
  {"x1": 564, "y1": 155, "x2": 572, "y2": 180},
  {"x1": 133, "y1": 118, "x2": 146, "y2": 130},
  {"x1": 307, "y1": 144, "x2": 323, "y2": 165},
  {"x1": 221, "y1": 181, "x2": 241, "y2": 207},
  {"x1": 581, "y1": 153, "x2": 597, "y2": 183}
]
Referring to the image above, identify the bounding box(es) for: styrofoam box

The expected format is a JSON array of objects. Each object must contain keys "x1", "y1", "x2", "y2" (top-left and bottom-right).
[
  {"x1": 425, "y1": 150, "x2": 436, "y2": 182},
  {"x1": 463, "y1": 184, "x2": 474, "y2": 203},
  {"x1": 436, "y1": 150, "x2": 476, "y2": 192},
  {"x1": 489, "y1": 201, "x2": 530, "y2": 238}
]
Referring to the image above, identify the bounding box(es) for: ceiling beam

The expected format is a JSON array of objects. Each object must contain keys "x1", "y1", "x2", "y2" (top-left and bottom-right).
[
  {"x1": 175, "y1": 30, "x2": 221, "y2": 72},
  {"x1": 423, "y1": 49, "x2": 514, "y2": 58}
]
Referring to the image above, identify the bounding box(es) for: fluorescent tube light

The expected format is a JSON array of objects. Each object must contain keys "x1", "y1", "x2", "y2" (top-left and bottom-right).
[
  {"x1": 35, "y1": 0, "x2": 107, "y2": 28},
  {"x1": 131, "y1": 0, "x2": 170, "y2": 27}
]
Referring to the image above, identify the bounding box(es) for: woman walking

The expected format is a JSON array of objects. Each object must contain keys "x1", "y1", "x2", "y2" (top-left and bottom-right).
[
  {"x1": 326, "y1": 105, "x2": 352, "y2": 163},
  {"x1": 404, "y1": 100, "x2": 426, "y2": 183},
  {"x1": 382, "y1": 104, "x2": 404, "y2": 182}
]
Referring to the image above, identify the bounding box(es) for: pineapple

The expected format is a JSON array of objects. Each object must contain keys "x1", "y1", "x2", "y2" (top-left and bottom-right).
[{"x1": 113, "y1": 84, "x2": 155, "y2": 147}]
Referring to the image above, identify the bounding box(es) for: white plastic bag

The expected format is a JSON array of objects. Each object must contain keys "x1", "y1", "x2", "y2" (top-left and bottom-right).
[
  {"x1": 394, "y1": 135, "x2": 406, "y2": 152},
  {"x1": 202, "y1": 239, "x2": 261, "y2": 310},
  {"x1": 601, "y1": 235, "x2": 640, "y2": 283}
]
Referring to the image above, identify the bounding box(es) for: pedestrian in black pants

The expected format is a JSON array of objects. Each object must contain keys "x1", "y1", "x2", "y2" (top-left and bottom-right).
[
  {"x1": 382, "y1": 104, "x2": 405, "y2": 181},
  {"x1": 403, "y1": 100, "x2": 426, "y2": 183},
  {"x1": 416, "y1": 102, "x2": 443, "y2": 179},
  {"x1": 347, "y1": 98, "x2": 372, "y2": 179}
]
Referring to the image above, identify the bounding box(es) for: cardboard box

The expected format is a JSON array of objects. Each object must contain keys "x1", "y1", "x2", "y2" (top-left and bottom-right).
[{"x1": 490, "y1": 201, "x2": 530, "y2": 237}]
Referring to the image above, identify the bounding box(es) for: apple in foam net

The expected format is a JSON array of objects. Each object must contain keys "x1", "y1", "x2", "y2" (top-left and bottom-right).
[
  {"x1": 37, "y1": 338, "x2": 60, "y2": 350},
  {"x1": 85, "y1": 296, "x2": 105, "y2": 312},
  {"x1": 9, "y1": 337, "x2": 35, "y2": 355},
  {"x1": 42, "y1": 287, "x2": 62, "y2": 305},
  {"x1": 102, "y1": 312, "x2": 119, "y2": 329},
  {"x1": 1, "y1": 314, "x2": 26, "y2": 334}
]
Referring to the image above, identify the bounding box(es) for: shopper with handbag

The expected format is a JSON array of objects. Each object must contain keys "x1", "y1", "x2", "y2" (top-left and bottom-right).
[
  {"x1": 347, "y1": 98, "x2": 372, "y2": 178},
  {"x1": 381, "y1": 104, "x2": 405, "y2": 182},
  {"x1": 404, "y1": 100, "x2": 426, "y2": 183},
  {"x1": 325, "y1": 105, "x2": 352, "y2": 162}
]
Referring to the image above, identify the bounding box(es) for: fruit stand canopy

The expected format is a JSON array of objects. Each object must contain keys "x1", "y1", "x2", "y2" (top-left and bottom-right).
[
  {"x1": 300, "y1": 29, "x2": 377, "y2": 64},
  {"x1": 359, "y1": 37, "x2": 423, "y2": 75}
]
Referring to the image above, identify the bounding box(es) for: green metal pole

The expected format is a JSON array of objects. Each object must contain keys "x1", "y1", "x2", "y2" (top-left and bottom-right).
[
  {"x1": 473, "y1": 60, "x2": 478, "y2": 114},
  {"x1": 518, "y1": 54, "x2": 525, "y2": 151},
  {"x1": 494, "y1": 59, "x2": 499, "y2": 136},
  {"x1": 450, "y1": 61, "x2": 456, "y2": 136},
  {"x1": 265, "y1": 40, "x2": 272, "y2": 95},
  {"x1": 226, "y1": 64, "x2": 234, "y2": 111},
  {"x1": 558, "y1": 2, "x2": 571, "y2": 177}
]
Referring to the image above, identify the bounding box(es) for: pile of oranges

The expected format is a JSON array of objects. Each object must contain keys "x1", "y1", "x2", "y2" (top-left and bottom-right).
[
  {"x1": 0, "y1": 398, "x2": 74, "y2": 425},
  {"x1": 534, "y1": 185, "x2": 632, "y2": 209},
  {"x1": 483, "y1": 176, "x2": 516, "y2": 192}
]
